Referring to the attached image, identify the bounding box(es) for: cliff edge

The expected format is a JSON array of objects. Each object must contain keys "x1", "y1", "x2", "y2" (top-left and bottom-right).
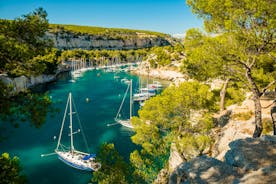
[
  {"x1": 169, "y1": 135, "x2": 276, "y2": 184},
  {"x1": 47, "y1": 24, "x2": 174, "y2": 50}
]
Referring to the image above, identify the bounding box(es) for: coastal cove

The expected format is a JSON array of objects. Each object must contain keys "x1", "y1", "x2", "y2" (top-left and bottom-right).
[
  {"x1": 1, "y1": 1, "x2": 275, "y2": 183},
  {"x1": 0, "y1": 69, "x2": 169, "y2": 184}
]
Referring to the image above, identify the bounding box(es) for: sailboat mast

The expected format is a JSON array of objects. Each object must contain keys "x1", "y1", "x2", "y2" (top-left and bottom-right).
[
  {"x1": 56, "y1": 94, "x2": 70, "y2": 150},
  {"x1": 147, "y1": 66, "x2": 149, "y2": 98},
  {"x1": 130, "y1": 79, "x2": 132, "y2": 119},
  {"x1": 69, "y1": 92, "x2": 74, "y2": 151},
  {"x1": 139, "y1": 76, "x2": 141, "y2": 92}
]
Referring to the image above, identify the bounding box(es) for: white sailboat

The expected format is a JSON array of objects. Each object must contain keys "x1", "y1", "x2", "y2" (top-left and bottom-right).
[
  {"x1": 55, "y1": 92, "x2": 101, "y2": 171},
  {"x1": 133, "y1": 76, "x2": 155, "y2": 102},
  {"x1": 115, "y1": 80, "x2": 134, "y2": 129},
  {"x1": 148, "y1": 81, "x2": 163, "y2": 89}
]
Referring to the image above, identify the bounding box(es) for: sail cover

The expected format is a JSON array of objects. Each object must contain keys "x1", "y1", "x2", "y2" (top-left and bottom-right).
[{"x1": 82, "y1": 154, "x2": 96, "y2": 160}]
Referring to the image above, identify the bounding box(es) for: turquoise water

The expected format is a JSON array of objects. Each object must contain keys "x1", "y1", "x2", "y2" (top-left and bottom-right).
[{"x1": 0, "y1": 69, "x2": 168, "y2": 184}]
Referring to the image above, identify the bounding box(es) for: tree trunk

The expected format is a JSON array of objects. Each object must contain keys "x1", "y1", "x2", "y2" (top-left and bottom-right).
[
  {"x1": 271, "y1": 105, "x2": 276, "y2": 135},
  {"x1": 220, "y1": 78, "x2": 230, "y2": 114},
  {"x1": 252, "y1": 94, "x2": 262, "y2": 138},
  {"x1": 245, "y1": 67, "x2": 263, "y2": 137}
]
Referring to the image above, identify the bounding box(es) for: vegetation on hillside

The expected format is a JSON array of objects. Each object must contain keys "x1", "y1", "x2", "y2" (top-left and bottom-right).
[
  {"x1": 186, "y1": 0, "x2": 276, "y2": 137},
  {"x1": 0, "y1": 8, "x2": 59, "y2": 77},
  {"x1": 93, "y1": 82, "x2": 216, "y2": 182},
  {"x1": 130, "y1": 81, "x2": 215, "y2": 182},
  {"x1": 49, "y1": 24, "x2": 169, "y2": 39},
  {"x1": 58, "y1": 48, "x2": 148, "y2": 64},
  {"x1": 57, "y1": 43, "x2": 184, "y2": 68},
  {"x1": 183, "y1": 28, "x2": 247, "y2": 112},
  {"x1": 146, "y1": 44, "x2": 184, "y2": 68}
]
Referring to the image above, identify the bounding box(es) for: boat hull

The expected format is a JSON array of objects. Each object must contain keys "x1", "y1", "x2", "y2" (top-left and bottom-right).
[
  {"x1": 133, "y1": 92, "x2": 151, "y2": 101},
  {"x1": 58, "y1": 154, "x2": 93, "y2": 171},
  {"x1": 56, "y1": 151, "x2": 100, "y2": 172},
  {"x1": 116, "y1": 119, "x2": 134, "y2": 129}
]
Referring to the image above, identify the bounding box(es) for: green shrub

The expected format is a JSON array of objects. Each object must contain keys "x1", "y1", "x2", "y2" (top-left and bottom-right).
[
  {"x1": 262, "y1": 118, "x2": 273, "y2": 135},
  {"x1": 231, "y1": 111, "x2": 254, "y2": 121}
]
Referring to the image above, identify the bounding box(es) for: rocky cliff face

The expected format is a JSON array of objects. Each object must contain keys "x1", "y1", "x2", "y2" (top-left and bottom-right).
[
  {"x1": 46, "y1": 31, "x2": 172, "y2": 50},
  {"x1": 0, "y1": 64, "x2": 69, "y2": 95},
  {"x1": 0, "y1": 74, "x2": 56, "y2": 95},
  {"x1": 161, "y1": 96, "x2": 275, "y2": 184},
  {"x1": 169, "y1": 136, "x2": 276, "y2": 184}
]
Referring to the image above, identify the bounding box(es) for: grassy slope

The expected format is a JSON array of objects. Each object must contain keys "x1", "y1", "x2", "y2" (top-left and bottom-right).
[{"x1": 49, "y1": 24, "x2": 169, "y2": 38}]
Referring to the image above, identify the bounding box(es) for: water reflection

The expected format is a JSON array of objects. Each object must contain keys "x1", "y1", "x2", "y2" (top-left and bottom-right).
[{"x1": 0, "y1": 92, "x2": 56, "y2": 129}]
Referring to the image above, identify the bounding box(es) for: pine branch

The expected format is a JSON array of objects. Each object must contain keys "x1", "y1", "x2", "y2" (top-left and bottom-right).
[{"x1": 260, "y1": 80, "x2": 276, "y2": 97}]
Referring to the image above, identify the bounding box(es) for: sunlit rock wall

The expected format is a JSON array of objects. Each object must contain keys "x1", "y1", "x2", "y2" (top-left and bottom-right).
[{"x1": 46, "y1": 32, "x2": 171, "y2": 50}]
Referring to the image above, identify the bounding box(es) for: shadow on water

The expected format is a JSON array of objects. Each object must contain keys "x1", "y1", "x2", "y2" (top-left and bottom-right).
[
  {"x1": 0, "y1": 92, "x2": 59, "y2": 141},
  {"x1": 0, "y1": 74, "x2": 73, "y2": 145}
]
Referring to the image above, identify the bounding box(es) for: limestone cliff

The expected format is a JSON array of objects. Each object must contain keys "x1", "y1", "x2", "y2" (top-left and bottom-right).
[
  {"x1": 0, "y1": 65, "x2": 69, "y2": 95},
  {"x1": 0, "y1": 74, "x2": 56, "y2": 95},
  {"x1": 46, "y1": 25, "x2": 173, "y2": 50}
]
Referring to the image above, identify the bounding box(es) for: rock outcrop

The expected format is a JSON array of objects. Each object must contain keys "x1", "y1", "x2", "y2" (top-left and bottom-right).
[
  {"x1": 212, "y1": 117, "x2": 255, "y2": 160},
  {"x1": 46, "y1": 31, "x2": 172, "y2": 50},
  {"x1": 132, "y1": 62, "x2": 186, "y2": 84},
  {"x1": 0, "y1": 64, "x2": 70, "y2": 95},
  {"x1": 168, "y1": 143, "x2": 185, "y2": 172},
  {"x1": 169, "y1": 136, "x2": 276, "y2": 184},
  {"x1": 169, "y1": 155, "x2": 241, "y2": 184},
  {"x1": 0, "y1": 74, "x2": 56, "y2": 95},
  {"x1": 225, "y1": 136, "x2": 276, "y2": 171},
  {"x1": 212, "y1": 97, "x2": 274, "y2": 160},
  {"x1": 237, "y1": 166, "x2": 276, "y2": 184},
  {"x1": 154, "y1": 169, "x2": 170, "y2": 184}
]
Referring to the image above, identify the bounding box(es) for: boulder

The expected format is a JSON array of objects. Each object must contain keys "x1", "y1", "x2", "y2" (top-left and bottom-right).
[
  {"x1": 169, "y1": 155, "x2": 240, "y2": 184},
  {"x1": 238, "y1": 166, "x2": 276, "y2": 184},
  {"x1": 225, "y1": 136, "x2": 276, "y2": 171},
  {"x1": 29, "y1": 74, "x2": 55, "y2": 87},
  {"x1": 169, "y1": 136, "x2": 276, "y2": 184},
  {"x1": 0, "y1": 74, "x2": 13, "y2": 86},
  {"x1": 168, "y1": 143, "x2": 185, "y2": 172},
  {"x1": 13, "y1": 76, "x2": 29, "y2": 92}
]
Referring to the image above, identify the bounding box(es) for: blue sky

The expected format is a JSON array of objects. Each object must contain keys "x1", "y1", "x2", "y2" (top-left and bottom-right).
[{"x1": 0, "y1": 0, "x2": 203, "y2": 35}]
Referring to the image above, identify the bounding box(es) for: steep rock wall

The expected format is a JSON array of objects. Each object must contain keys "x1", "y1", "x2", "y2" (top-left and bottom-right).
[
  {"x1": 46, "y1": 32, "x2": 171, "y2": 50},
  {"x1": 0, "y1": 74, "x2": 56, "y2": 95}
]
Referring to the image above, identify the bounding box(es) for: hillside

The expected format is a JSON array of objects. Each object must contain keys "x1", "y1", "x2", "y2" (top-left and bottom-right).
[
  {"x1": 155, "y1": 96, "x2": 276, "y2": 184},
  {"x1": 49, "y1": 24, "x2": 169, "y2": 37},
  {"x1": 46, "y1": 24, "x2": 174, "y2": 50}
]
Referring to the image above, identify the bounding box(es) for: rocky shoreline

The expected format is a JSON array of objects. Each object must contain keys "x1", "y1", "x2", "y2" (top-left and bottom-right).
[
  {"x1": 0, "y1": 65, "x2": 70, "y2": 96},
  {"x1": 0, "y1": 64, "x2": 186, "y2": 96},
  {"x1": 132, "y1": 67, "x2": 187, "y2": 85}
]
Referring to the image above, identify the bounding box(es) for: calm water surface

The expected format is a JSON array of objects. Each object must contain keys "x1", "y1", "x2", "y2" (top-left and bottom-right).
[{"x1": 0, "y1": 69, "x2": 169, "y2": 184}]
